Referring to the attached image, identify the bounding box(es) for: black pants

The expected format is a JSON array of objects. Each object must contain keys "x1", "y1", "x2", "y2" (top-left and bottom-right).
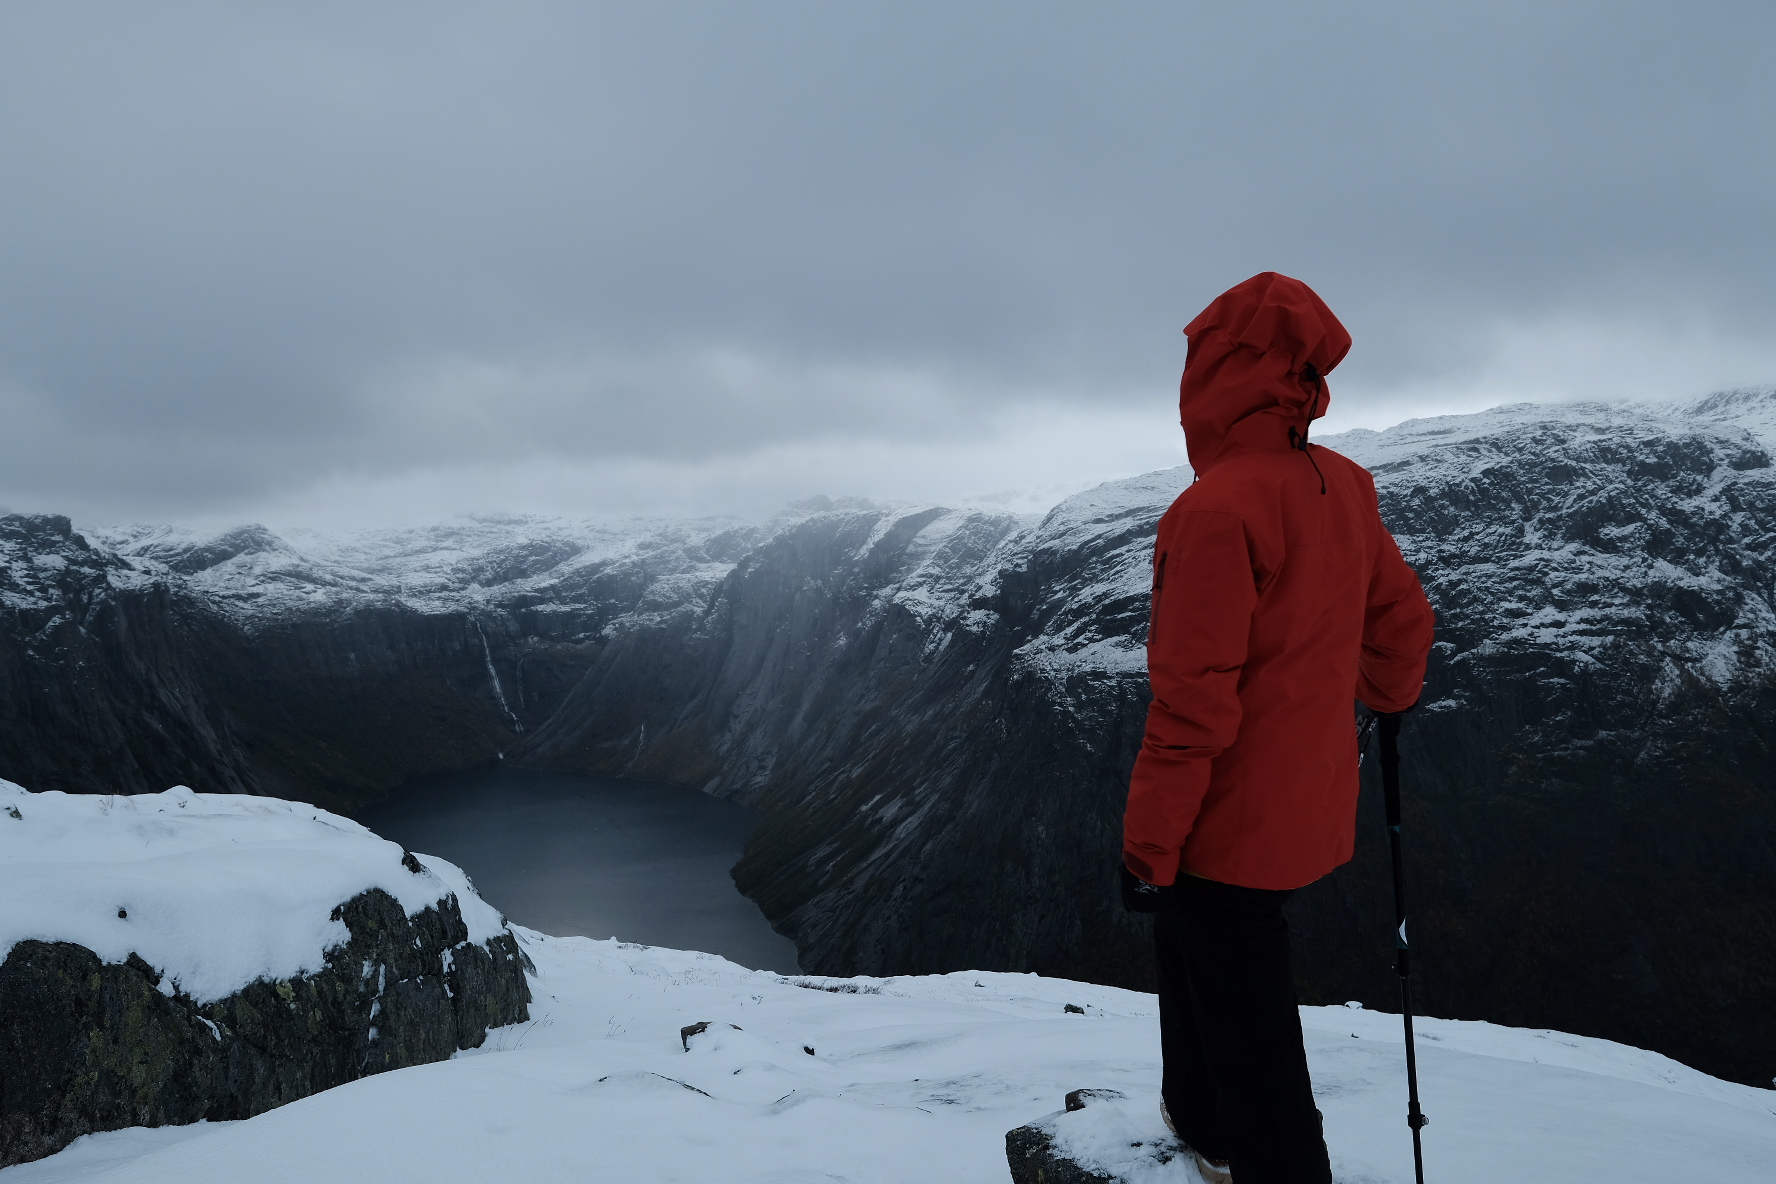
[{"x1": 1155, "y1": 876, "x2": 1332, "y2": 1184}]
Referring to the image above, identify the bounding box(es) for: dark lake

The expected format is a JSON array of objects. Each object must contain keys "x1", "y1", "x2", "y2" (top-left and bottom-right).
[{"x1": 354, "y1": 765, "x2": 800, "y2": 974}]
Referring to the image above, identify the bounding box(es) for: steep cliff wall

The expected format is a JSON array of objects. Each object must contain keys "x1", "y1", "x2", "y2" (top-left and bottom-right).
[
  {"x1": 0, "y1": 514, "x2": 255, "y2": 798},
  {"x1": 0, "y1": 513, "x2": 752, "y2": 809},
  {"x1": 514, "y1": 398, "x2": 1776, "y2": 1086}
]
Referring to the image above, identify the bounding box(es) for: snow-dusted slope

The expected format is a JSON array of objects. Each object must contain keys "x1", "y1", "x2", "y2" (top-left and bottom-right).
[
  {"x1": 1330, "y1": 393, "x2": 1776, "y2": 697},
  {"x1": 0, "y1": 510, "x2": 781, "y2": 806},
  {"x1": 96, "y1": 512, "x2": 764, "y2": 626},
  {"x1": 0, "y1": 780, "x2": 503, "y2": 1002},
  {"x1": 4, "y1": 930, "x2": 1771, "y2": 1184}
]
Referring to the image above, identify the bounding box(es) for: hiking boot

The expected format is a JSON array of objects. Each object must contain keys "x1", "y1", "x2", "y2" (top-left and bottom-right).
[
  {"x1": 1159, "y1": 1100, "x2": 1232, "y2": 1183},
  {"x1": 1191, "y1": 1151, "x2": 1232, "y2": 1183}
]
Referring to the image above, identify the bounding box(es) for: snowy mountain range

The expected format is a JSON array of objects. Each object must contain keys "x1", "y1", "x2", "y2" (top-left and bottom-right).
[{"x1": 3, "y1": 391, "x2": 1775, "y2": 1087}]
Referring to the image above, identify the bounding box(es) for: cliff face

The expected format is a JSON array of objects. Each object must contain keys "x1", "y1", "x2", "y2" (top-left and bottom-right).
[
  {"x1": 514, "y1": 486, "x2": 1164, "y2": 989},
  {"x1": 514, "y1": 396, "x2": 1776, "y2": 1086},
  {"x1": 0, "y1": 514, "x2": 255, "y2": 799},
  {"x1": 4, "y1": 395, "x2": 1775, "y2": 1085},
  {"x1": 1304, "y1": 400, "x2": 1776, "y2": 1087},
  {"x1": 0, "y1": 512, "x2": 754, "y2": 809}
]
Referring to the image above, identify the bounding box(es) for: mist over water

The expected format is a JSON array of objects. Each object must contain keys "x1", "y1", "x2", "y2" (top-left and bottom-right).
[{"x1": 355, "y1": 767, "x2": 800, "y2": 974}]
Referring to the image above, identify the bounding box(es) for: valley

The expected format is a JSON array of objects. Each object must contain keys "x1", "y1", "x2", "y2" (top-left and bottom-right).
[{"x1": 4, "y1": 391, "x2": 1775, "y2": 1086}]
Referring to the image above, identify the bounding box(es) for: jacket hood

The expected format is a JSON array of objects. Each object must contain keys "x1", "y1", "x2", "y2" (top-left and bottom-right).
[{"x1": 1179, "y1": 272, "x2": 1351, "y2": 473}]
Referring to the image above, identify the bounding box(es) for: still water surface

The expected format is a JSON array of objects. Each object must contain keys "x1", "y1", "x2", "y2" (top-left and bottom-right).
[{"x1": 355, "y1": 766, "x2": 800, "y2": 973}]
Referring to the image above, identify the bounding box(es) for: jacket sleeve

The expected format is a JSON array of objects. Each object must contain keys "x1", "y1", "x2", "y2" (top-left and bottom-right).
[
  {"x1": 1123, "y1": 509, "x2": 1256, "y2": 886},
  {"x1": 1356, "y1": 524, "x2": 1435, "y2": 712}
]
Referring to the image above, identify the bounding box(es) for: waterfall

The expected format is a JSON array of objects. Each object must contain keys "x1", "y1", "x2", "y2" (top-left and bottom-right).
[{"x1": 474, "y1": 620, "x2": 524, "y2": 734}]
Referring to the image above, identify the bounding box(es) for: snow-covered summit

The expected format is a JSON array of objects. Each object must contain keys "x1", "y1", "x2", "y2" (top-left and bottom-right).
[
  {"x1": 0, "y1": 780, "x2": 506, "y2": 1002},
  {"x1": 0, "y1": 514, "x2": 149, "y2": 615},
  {"x1": 1322, "y1": 390, "x2": 1774, "y2": 475},
  {"x1": 1680, "y1": 384, "x2": 1776, "y2": 445}
]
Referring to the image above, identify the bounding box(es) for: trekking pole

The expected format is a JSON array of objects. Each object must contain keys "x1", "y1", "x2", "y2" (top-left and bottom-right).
[{"x1": 1378, "y1": 712, "x2": 1429, "y2": 1184}]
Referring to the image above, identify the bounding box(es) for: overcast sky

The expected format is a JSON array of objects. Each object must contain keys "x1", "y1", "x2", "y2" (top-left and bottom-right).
[{"x1": 3, "y1": 2, "x2": 1774, "y2": 527}]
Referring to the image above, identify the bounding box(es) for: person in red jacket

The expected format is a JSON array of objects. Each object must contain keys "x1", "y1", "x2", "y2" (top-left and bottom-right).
[{"x1": 1122, "y1": 273, "x2": 1435, "y2": 1184}]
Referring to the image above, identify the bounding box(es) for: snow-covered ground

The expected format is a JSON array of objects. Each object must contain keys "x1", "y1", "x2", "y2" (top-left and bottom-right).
[
  {"x1": 4, "y1": 926, "x2": 1771, "y2": 1183},
  {"x1": 4, "y1": 777, "x2": 1774, "y2": 1182}
]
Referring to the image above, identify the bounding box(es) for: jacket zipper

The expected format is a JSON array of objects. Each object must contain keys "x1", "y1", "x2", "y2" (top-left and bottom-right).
[{"x1": 1149, "y1": 551, "x2": 1166, "y2": 647}]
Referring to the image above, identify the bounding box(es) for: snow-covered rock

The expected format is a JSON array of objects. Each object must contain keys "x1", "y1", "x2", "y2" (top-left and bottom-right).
[
  {"x1": 0, "y1": 781, "x2": 530, "y2": 1167},
  {"x1": 0, "y1": 780, "x2": 505, "y2": 1001}
]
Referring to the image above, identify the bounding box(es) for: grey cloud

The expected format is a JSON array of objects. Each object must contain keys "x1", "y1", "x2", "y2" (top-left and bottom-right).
[{"x1": 2, "y1": 1, "x2": 1773, "y2": 519}]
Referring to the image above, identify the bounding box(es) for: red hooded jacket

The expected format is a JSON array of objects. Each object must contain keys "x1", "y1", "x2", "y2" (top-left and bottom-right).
[{"x1": 1123, "y1": 273, "x2": 1435, "y2": 890}]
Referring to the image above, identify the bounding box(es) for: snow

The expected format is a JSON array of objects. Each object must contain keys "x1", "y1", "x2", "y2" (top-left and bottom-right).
[
  {"x1": 0, "y1": 781, "x2": 507, "y2": 1002},
  {"x1": 1029, "y1": 465, "x2": 1190, "y2": 550},
  {"x1": 1014, "y1": 633, "x2": 1147, "y2": 678},
  {"x1": 1681, "y1": 385, "x2": 1776, "y2": 448},
  {"x1": 2, "y1": 926, "x2": 1770, "y2": 1182}
]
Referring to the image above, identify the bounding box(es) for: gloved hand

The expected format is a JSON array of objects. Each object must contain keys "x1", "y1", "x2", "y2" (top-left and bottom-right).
[{"x1": 1120, "y1": 863, "x2": 1175, "y2": 913}]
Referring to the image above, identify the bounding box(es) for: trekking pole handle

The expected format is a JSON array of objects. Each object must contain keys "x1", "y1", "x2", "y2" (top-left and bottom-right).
[{"x1": 1380, "y1": 712, "x2": 1403, "y2": 830}]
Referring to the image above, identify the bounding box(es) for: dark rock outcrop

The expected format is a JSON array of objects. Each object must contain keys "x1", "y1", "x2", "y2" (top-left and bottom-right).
[
  {"x1": 0, "y1": 887, "x2": 531, "y2": 1167},
  {"x1": 1005, "y1": 1123, "x2": 1121, "y2": 1184},
  {"x1": 1006, "y1": 1090, "x2": 1185, "y2": 1184}
]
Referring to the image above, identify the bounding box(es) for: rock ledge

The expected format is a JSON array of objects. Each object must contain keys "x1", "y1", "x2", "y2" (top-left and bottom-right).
[{"x1": 0, "y1": 887, "x2": 531, "y2": 1167}]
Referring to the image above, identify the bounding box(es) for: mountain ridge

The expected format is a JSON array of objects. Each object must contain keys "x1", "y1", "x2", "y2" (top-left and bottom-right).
[{"x1": 3, "y1": 390, "x2": 1774, "y2": 1084}]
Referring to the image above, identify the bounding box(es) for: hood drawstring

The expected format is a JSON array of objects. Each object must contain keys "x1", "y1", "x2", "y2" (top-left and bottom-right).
[{"x1": 1287, "y1": 362, "x2": 1328, "y2": 495}]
